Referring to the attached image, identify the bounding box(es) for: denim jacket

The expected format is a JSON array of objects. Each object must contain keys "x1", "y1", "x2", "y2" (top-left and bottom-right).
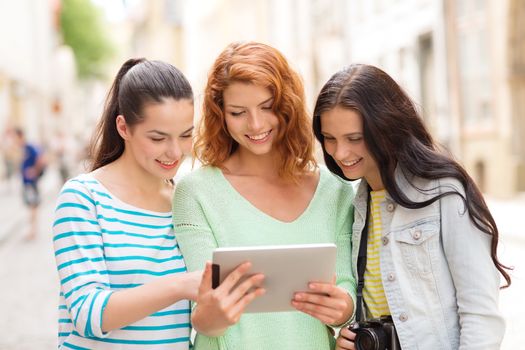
[{"x1": 351, "y1": 169, "x2": 505, "y2": 350}]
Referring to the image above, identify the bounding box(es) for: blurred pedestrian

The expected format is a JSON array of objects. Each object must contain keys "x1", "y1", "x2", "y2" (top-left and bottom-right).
[
  {"x1": 50, "y1": 130, "x2": 73, "y2": 184},
  {"x1": 1, "y1": 126, "x2": 21, "y2": 193},
  {"x1": 13, "y1": 127, "x2": 46, "y2": 240}
]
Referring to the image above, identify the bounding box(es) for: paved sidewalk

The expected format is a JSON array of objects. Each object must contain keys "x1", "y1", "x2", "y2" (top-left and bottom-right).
[
  {"x1": 0, "y1": 168, "x2": 62, "y2": 244},
  {"x1": 0, "y1": 181, "x2": 27, "y2": 244},
  {"x1": 486, "y1": 194, "x2": 525, "y2": 243}
]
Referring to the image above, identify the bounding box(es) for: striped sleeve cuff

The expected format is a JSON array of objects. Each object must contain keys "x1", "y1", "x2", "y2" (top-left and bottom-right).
[{"x1": 83, "y1": 289, "x2": 114, "y2": 338}]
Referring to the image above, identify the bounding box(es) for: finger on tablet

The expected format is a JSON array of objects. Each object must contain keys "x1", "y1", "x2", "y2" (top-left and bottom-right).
[
  {"x1": 230, "y1": 286, "x2": 266, "y2": 317},
  {"x1": 220, "y1": 261, "x2": 252, "y2": 292},
  {"x1": 199, "y1": 261, "x2": 213, "y2": 293}
]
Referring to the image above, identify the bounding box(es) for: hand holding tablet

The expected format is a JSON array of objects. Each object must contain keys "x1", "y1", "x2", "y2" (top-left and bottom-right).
[{"x1": 212, "y1": 243, "x2": 337, "y2": 313}]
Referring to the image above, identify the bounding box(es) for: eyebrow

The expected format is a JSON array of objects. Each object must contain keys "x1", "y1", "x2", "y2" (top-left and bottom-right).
[
  {"x1": 147, "y1": 126, "x2": 194, "y2": 136},
  {"x1": 226, "y1": 97, "x2": 274, "y2": 109},
  {"x1": 321, "y1": 132, "x2": 363, "y2": 137},
  {"x1": 180, "y1": 126, "x2": 194, "y2": 135},
  {"x1": 147, "y1": 130, "x2": 170, "y2": 136}
]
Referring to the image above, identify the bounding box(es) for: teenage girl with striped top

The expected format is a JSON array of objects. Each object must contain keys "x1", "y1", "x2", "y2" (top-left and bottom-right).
[{"x1": 53, "y1": 58, "x2": 216, "y2": 349}]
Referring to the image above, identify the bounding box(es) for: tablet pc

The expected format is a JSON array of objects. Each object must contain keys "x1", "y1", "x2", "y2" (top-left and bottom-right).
[{"x1": 212, "y1": 243, "x2": 337, "y2": 313}]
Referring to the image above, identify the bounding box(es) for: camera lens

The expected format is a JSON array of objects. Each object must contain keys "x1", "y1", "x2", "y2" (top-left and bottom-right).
[{"x1": 355, "y1": 328, "x2": 387, "y2": 350}]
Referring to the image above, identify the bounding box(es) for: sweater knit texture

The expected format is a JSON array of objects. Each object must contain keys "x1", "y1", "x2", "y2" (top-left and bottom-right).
[{"x1": 172, "y1": 166, "x2": 355, "y2": 350}]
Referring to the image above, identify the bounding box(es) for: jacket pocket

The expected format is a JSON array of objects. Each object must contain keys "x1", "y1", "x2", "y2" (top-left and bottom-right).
[{"x1": 394, "y1": 221, "x2": 439, "y2": 275}]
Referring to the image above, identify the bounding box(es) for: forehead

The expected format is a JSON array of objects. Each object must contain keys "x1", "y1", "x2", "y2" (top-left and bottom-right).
[
  {"x1": 321, "y1": 107, "x2": 363, "y2": 134},
  {"x1": 223, "y1": 82, "x2": 272, "y2": 105},
  {"x1": 137, "y1": 98, "x2": 193, "y2": 131}
]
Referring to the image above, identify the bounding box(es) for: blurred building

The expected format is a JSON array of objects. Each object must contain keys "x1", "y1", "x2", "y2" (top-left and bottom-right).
[
  {"x1": 114, "y1": 0, "x2": 350, "y2": 120},
  {"x1": 179, "y1": 0, "x2": 318, "y2": 105},
  {"x1": 346, "y1": 0, "x2": 525, "y2": 197},
  {"x1": 0, "y1": 0, "x2": 77, "y2": 173},
  {"x1": 96, "y1": 0, "x2": 524, "y2": 197}
]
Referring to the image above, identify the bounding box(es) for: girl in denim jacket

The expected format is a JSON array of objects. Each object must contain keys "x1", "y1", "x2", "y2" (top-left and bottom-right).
[{"x1": 312, "y1": 64, "x2": 511, "y2": 350}]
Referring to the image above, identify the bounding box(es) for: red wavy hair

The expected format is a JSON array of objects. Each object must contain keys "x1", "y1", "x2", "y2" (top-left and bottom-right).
[{"x1": 195, "y1": 41, "x2": 316, "y2": 181}]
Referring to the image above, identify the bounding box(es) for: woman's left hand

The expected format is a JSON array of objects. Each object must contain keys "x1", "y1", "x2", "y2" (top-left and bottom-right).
[{"x1": 291, "y1": 276, "x2": 353, "y2": 326}]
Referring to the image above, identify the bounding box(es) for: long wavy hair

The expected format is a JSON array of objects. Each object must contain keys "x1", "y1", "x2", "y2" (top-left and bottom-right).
[
  {"x1": 89, "y1": 58, "x2": 193, "y2": 171},
  {"x1": 195, "y1": 41, "x2": 316, "y2": 181},
  {"x1": 313, "y1": 64, "x2": 511, "y2": 287}
]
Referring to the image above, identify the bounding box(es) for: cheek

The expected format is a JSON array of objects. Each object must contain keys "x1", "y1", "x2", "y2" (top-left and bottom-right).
[
  {"x1": 181, "y1": 139, "x2": 192, "y2": 155},
  {"x1": 323, "y1": 141, "x2": 336, "y2": 156},
  {"x1": 270, "y1": 114, "x2": 280, "y2": 127},
  {"x1": 226, "y1": 121, "x2": 243, "y2": 140},
  {"x1": 137, "y1": 140, "x2": 161, "y2": 158}
]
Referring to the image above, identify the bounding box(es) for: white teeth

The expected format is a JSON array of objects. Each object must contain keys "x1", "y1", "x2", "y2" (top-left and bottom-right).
[
  {"x1": 247, "y1": 130, "x2": 271, "y2": 140},
  {"x1": 341, "y1": 159, "x2": 360, "y2": 167},
  {"x1": 159, "y1": 160, "x2": 176, "y2": 165}
]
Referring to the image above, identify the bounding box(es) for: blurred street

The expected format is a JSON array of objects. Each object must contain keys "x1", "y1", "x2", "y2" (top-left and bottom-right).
[
  {"x1": 1, "y1": 0, "x2": 524, "y2": 348},
  {"x1": 0, "y1": 166, "x2": 523, "y2": 349},
  {"x1": 0, "y1": 167, "x2": 61, "y2": 350}
]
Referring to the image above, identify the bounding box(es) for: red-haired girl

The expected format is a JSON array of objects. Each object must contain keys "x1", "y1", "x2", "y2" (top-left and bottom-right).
[{"x1": 172, "y1": 42, "x2": 356, "y2": 350}]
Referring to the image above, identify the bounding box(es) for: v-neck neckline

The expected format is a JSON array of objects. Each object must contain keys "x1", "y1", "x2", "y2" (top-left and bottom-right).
[{"x1": 213, "y1": 167, "x2": 323, "y2": 225}]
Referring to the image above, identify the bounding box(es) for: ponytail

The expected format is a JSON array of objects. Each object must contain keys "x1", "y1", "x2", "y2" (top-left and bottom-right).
[
  {"x1": 89, "y1": 58, "x2": 145, "y2": 171},
  {"x1": 88, "y1": 58, "x2": 193, "y2": 171}
]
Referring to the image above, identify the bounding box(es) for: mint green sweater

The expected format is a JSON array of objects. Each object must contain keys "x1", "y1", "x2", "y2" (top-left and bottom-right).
[{"x1": 172, "y1": 166, "x2": 355, "y2": 350}]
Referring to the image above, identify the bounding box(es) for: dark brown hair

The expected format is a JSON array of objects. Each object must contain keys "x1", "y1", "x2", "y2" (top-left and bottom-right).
[
  {"x1": 89, "y1": 58, "x2": 193, "y2": 170},
  {"x1": 313, "y1": 64, "x2": 511, "y2": 287}
]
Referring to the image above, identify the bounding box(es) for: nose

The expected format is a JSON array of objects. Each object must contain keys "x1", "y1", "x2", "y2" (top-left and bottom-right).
[
  {"x1": 166, "y1": 140, "x2": 183, "y2": 160},
  {"x1": 332, "y1": 142, "x2": 349, "y2": 161},
  {"x1": 247, "y1": 111, "x2": 263, "y2": 131}
]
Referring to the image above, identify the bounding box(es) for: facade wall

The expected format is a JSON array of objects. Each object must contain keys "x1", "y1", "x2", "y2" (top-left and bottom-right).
[
  {"x1": 348, "y1": 0, "x2": 521, "y2": 197},
  {"x1": 508, "y1": 0, "x2": 525, "y2": 191},
  {"x1": 0, "y1": 0, "x2": 55, "y2": 142},
  {"x1": 347, "y1": 0, "x2": 452, "y2": 148}
]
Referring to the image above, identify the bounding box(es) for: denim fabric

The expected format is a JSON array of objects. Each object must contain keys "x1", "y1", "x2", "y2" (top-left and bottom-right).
[{"x1": 351, "y1": 169, "x2": 504, "y2": 350}]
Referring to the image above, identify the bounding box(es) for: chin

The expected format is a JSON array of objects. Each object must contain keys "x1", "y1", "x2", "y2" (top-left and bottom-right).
[
  {"x1": 155, "y1": 168, "x2": 179, "y2": 180},
  {"x1": 342, "y1": 172, "x2": 361, "y2": 181}
]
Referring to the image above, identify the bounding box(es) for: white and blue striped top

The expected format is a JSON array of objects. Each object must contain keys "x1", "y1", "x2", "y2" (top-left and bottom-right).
[{"x1": 52, "y1": 173, "x2": 191, "y2": 349}]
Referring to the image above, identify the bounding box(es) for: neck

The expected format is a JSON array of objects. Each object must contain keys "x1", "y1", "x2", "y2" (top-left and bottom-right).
[
  {"x1": 226, "y1": 148, "x2": 281, "y2": 179},
  {"x1": 111, "y1": 149, "x2": 168, "y2": 193},
  {"x1": 366, "y1": 172, "x2": 384, "y2": 191}
]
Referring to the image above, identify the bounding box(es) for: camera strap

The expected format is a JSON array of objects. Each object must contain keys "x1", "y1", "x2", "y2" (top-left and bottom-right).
[{"x1": 355, "y1": 188, "x2": 371, "y2": 323}]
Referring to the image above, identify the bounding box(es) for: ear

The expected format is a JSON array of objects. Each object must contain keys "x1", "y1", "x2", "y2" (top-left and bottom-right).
[{"x1": 115, "y1": 115, "x2": 131, "y2": 140}]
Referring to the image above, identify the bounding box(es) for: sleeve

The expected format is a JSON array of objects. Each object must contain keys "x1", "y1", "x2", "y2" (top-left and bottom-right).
[
  {"x1": 53, "y1": 179, "x2": 114, "y2": 338},
  {"x1": 334, "y1": 183, "x2": 357, "y2": 324},
  {"x1": 172, "y1": 176, "x2": 218, "y2": 272},
  {"x1": 439, "y1": 187, "x2": 505, "y2": 349}
]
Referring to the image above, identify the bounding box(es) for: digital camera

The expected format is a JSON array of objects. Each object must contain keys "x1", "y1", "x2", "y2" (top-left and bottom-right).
[{"x1": 348, "y1": 315, "x2": 401, "y2": 350}]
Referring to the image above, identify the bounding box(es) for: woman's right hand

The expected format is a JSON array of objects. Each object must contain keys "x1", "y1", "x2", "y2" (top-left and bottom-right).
[
  {"x1": 336, "y1": 326, "x2": 356, "y2": 350},
  {"x1": 191, "y1": 261, "x2": 265, "y2": 337}
]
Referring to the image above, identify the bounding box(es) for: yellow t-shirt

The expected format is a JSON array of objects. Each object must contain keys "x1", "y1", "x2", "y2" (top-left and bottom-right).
[{"x1": 363, "y1": 190, "x2": 391, "y2": 318}]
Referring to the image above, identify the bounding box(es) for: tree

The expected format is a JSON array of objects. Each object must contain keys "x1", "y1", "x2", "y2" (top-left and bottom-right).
[{"x1": 60, "y1": 0, "x2": 114, "y2": 79}]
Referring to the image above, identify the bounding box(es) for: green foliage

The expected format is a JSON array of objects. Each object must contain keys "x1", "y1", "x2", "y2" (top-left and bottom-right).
[{"x1": 60, "y1": 0, "x2": 114, "y2": 79}]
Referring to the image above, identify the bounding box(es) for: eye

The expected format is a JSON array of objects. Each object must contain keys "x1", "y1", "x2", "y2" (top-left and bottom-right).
[
  {"x1": 261, "y1": 105, "x2": 272, "y2": 111},
  {"x1": 150, "y1": 137, "x2": 164, "y2": 142},
  {"x1": 323, "y1": 136, "x2": 335, "y2": 142},
  {"x1": 347, "y1": 137, "x2": 362, "y2": 143},
  {"x1": 230, "y1": 111, "x2": 245, "y2": 117},
  {"x1": 180, "y1": 133, "x2": 192, "y2": 139}
]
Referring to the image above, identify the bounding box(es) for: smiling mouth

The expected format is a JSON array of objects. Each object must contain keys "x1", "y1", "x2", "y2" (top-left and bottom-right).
[
  {"x1": 340, "y1": 158, "x2": 362, "y2": 167},
  {"x1": 246, "y1": 130, "x2": 272, "y2": 141},
  {"x1": 156, "y1": 159, "x2": 179, "y2": 169}
]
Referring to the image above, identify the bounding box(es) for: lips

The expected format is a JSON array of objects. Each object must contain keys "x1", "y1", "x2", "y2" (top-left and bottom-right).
[
  {"x1": 156, "y1": 159, "x2": 179, "y2": 170},
  {"x1": 246, "y1": 129, "x2": 272, "y2": 143},
  {"x1": 339, "y1": 158, "x2": 362, "y2": 169}
]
